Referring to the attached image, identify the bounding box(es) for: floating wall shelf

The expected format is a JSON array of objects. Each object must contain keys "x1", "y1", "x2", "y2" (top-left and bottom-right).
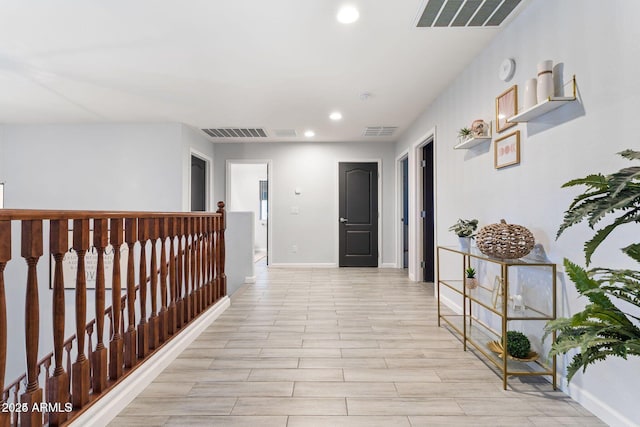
[
  {"x1": 454, "y1": 136, "x2": 492, "y2": 150},
  {"x1": 507, "y1": 75, "x2": 577, "y2": 123}
]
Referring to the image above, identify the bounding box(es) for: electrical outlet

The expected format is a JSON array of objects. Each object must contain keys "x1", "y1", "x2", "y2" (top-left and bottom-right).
[{"x1": 291, "y1": 245, "x2": 298, "y2": 253}]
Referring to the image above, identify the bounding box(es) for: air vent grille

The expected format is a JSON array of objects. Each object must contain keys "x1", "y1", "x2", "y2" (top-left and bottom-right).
[
  {"x1": 363, "y1": 126, "x2": 398, "y2": 137},
  {"x1": 417, "y1": 0, "x2": 522, "y2": 28},
  {"x1": 272, "y1": 129, "x2": 298, "y2": 137},
  {"x1": 202, "y1": 128, "x2": 268, "y2": 138}
]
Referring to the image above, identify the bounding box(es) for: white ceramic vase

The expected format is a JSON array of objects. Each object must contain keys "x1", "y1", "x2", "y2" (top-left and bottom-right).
[
  {"x1": 458, "y1": 237, "x2": 471, "y2": 253},
  {"x1": 524, "y1": 78, "x2": 537, "y2": 109},
  {"x1": 536, "y1": 60, "x2": 554, "y2": 103}
]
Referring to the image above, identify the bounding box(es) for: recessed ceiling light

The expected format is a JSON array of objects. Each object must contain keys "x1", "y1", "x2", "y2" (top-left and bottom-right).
[
  {"x1": 329, "y1": 112, "x2": 343, "y2": 121},
  {"x1": 304, "y1": 130, "x2": 315, "y2": 137},
  {"x1": 337, "y1": 5, "x2": 359, "y2": 24}
]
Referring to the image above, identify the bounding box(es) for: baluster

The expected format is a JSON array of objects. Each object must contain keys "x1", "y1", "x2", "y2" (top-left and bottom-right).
[
  {"x1": 212, "y1": 216, "x2": 218, "y2": 303},
  {"x1": 137, "y1": 218, "x2": 149, "y2": 359},
  {"x1": 210, "y1": 216, "x2": 216, "y2": 303},
  {"x1": 0, "y1": 221, "x2": 10, "y2": 427},
  {"x1": 47, "y1": 220, "x2": 69, "y2": 426},
  {"x1": 212, "y1": 216, "x2": 219, "y2": 302},
  {"x1": 109, "y1": 219, "x2": 124, "y2": 380},
  {"x1": 193, "y1": 217, "x2": 201, "y2": 316},
  {"x1": 124, "y1": 218, "x2": 137, "y2": 368},
  {"x1": 202, "y1": 217, "x2": 209, "y2": 309},
  {"x1": 148, "y1": 218, "x2": 160, "y2": 349},
  {"x1": 91, "y1": 219, "x2": 108, "y2": 393},
  {"x1": 184, "y1": 217, "x2": 192, "y2": 324},
  {"x1": 71, "y1": 218, "x2": 90, "y2": 409},
  {"x1": 159, "y1": 218, "x2": 169, "y2": 342},
  {"x1": 175, "y1": 218, "x2": 184, "y2": 329},
  {"x1": 217, "y1": 202, "x2": 227, "y2": 297},
  {"x1": 167, "y1": 218, "x2": 177, "y2": 335},
  {"x1": 20, "y1": 220, "x2": 44, "y2": 426}
]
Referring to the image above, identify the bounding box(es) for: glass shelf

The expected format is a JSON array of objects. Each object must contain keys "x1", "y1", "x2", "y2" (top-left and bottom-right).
[{"x1": 436, "y1": 245, "x2": 557, "y2": 390}]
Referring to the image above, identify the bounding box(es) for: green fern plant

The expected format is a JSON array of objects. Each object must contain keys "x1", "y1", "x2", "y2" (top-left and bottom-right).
[{"x1": 545, "y1": 149, "x2": 640, "y2": 381}]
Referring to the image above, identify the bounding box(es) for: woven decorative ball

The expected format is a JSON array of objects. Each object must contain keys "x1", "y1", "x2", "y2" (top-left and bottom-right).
[{"x1": 476, "y1": 219, "x2": 535, "y2": 259}]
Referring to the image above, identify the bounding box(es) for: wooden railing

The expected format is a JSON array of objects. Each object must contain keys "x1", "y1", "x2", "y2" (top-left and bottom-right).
[{"x1": 0, "y1": 202, "x2": 226, "y2": 426}]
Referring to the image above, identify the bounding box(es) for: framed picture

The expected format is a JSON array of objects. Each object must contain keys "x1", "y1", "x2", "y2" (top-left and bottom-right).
[
  {"x1": 492, "y1": 276, "x2": 504, "y2": 308},
  {"x1": 494, "y1": 131, "x2": 520, "y2": 169},
  {"x1": 495, "y1": 85, "x2": 518, "y2": 133}
]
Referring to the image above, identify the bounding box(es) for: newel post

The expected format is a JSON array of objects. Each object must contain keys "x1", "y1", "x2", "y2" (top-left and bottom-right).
[
  {"x1": 20, "y1": 219, "x2": 44, "y2": 427},
  {"x1": 0, "y1": 221, "x2": 11, "y2": 427},
  {"x1": 217, "y1": 202, "x2": 227, "y2": 298}
]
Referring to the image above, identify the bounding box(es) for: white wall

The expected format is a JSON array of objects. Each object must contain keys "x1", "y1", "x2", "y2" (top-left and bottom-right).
[
  {"x1": 228, "y1": 163, "x2": 268, "y2": 251},
  {"x1": 225, "y1": 211, "x2": 255, "y2": 296},
  {"x1": 213, "y1": 141, "x2": 396, "y2": 266},
  {"x1": 395, "y1": 1, "x2": 639, "y2": 425}
]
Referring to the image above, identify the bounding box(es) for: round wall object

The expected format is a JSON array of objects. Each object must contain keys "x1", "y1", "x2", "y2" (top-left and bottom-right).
[{"x1": 499, "y1": 58, "x2": 516, "y2": 81}]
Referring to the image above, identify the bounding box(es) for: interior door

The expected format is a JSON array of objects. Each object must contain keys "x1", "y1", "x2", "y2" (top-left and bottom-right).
[
  {"x1": 422, "y1": 143, "x2": 435, "y2": 281},
  {"x1": 339, "y1": 162, "x2": 378, "y2": 267},
  {"x1": 402, "y1": 157, "x2": 409, "y2": 269},
  {"x1": 191, "y1": 155, "x2": 206, "y2": 212}
]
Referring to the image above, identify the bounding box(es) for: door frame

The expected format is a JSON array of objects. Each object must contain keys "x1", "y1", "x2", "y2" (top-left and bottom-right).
[
  {"x1": 188, "y1": 148, "x2": 213, "y2": 211},
  {"x1": 395, "y1": 151, "x2": 409, "y2": 269},
  {"x1": 408, "y1": 127, "x2": 438, "y2": 282},
  {"x1": 335, "y1": 159, "x2": 383, "y2": 267},
  {"x1": 225, "y1": 159, "x2": 273, "y2": 263}
]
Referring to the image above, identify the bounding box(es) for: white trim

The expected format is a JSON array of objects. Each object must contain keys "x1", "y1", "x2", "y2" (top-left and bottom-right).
[
  {"x1": 379, "y1": 263, "x2": 397, "y2": 269},
  {"x1": 335, "y1": 159, "x2": 383, "y2": 267},
  {"x1": 225, "y1": 159, "x2": 273, "y2": 265},
  {"x1": 189, "y1": 148, "x2": 213, "y2": 211},
  {"x1": 395, "y1": 151, "x2": 409, "y2": 269},
  {"x1": 269, "y1": 263, "x2": 337, "y2": 268},
  {"x1": 560, "y1": 375, "x2": 637, "y2": 427},
  {"x1": 408, "y1": 127, "x2": 437, "y2": 282},
  {"x1": 70, "y1": 296, "x2": 231, "y2": 427},
  {"x1": 245, "y1": 275, "x2": 256, "y2": 283}
]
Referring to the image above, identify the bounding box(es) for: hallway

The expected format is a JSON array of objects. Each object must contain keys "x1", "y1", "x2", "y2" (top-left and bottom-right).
[{"x1": 110, "y1": 266, "x2": 603, "y2": 426}]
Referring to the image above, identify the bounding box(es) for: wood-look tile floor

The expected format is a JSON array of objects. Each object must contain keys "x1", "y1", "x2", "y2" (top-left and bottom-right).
[{"x1": 111, "y1": 264, "x2": 605, "y2": 426}]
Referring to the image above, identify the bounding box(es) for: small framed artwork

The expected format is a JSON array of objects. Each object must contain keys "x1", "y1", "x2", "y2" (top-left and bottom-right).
[
  {"x1": 495, "y1": 85, "x2": 518, "y2": 133},
  {"x1": 494, "y1": 131, "x2": 520, "y2": 169},
  {"x1": 491, "y1": 276, "x2": 504, "y2": 308}
]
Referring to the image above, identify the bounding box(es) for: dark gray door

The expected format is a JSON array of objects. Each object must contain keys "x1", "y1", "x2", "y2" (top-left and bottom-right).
[
  {"x1": 422, "y1": 143, "x2": 434, "y2": 281},
  {"x1": 191, "y1": 155, "x2": 206, "y2": 212},
  {"x1": 402, "y1": 157, "x2": 409, "y2": 269},
  {"x1": 339, "y1": 162, "x2": 378, "y2": 267}
]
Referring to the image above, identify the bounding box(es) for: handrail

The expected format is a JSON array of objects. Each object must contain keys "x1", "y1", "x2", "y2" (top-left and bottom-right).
[{"x1": 0, "y1": 202, "x2": 227, "y2": 426}]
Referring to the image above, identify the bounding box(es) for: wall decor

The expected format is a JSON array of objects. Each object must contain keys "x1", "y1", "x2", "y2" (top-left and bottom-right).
[
  {"x1": 494, "y1": 130, "x2": 520, "y2": 169},
  {"x1": 495, "y1": 85, "x2": 518, "y2": 133},
  {"x1": 49, "y1": 229, "x2": 128, "y2": 289},
  {"x1": 536, "y1": 60, "x2": 554, "y2": 103}
]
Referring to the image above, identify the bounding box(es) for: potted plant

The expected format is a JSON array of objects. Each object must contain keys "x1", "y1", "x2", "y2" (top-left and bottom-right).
[
  {"x1": 457, "y1": 127, "x2": 473, "y2": 144},
  {"x1": 506, "y1": 331, "x2": 532, "y2": 359},
  {"x1": 544, "y1": 149, "x2": 640, "y2": 382},
  {"x1": 465, "y1": 267, "x2": 478, "y2": 289},
  {"x1": 449, "y1": 218, "x2": 478, "y2": 252}
]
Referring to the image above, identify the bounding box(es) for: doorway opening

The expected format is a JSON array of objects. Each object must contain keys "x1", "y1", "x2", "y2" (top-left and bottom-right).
[
  {"x1": 190, "y1": 151, "x2": 212, "y2": 212},
  {"x1": 227, "y1": 161, "x2": 271, "y2": 265}
]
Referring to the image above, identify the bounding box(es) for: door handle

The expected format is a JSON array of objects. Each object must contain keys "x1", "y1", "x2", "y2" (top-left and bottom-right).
[{"x1": 339, "y1": 217, "x2": 348, "y2": 223}]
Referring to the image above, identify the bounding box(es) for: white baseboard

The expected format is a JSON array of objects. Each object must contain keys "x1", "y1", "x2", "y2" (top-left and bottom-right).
[
  {"x1": 245, "y1": 275, "x2": 256, "y2": 283},
  {"x1": 268, "y1": 263, "x2": 337, "y2": 268},
  {"x1": 71, "y1": 296, "x2": 231, "y2": 427},
  {"x1": 439, "y1": 293, "x2": 463, "y2": 315},
  {"x1": 378, "y1": 263, "x2": 397, "y2": 269},
  {"x1": 560, "y1": 373, "x2": 637, "y2": 427}
]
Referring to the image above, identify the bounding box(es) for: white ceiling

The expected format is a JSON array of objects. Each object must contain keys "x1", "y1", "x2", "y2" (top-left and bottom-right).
[{"x1": 0, "y1": 1, "x2": 524, "y2": 143}]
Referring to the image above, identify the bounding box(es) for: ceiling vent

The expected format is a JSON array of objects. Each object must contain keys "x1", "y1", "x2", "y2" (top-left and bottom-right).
[
  {"x1": 272, "y1": 129, "x2": 298, "y2": 137},
  {"x1": 202, "y1": 128, "x2": 268, "y2": 138},
  {"x1": 416, "y1": 0, "x2": 523, "y2": 28},
  {"x1": 363, "y1": 126, "x2": 398, "y2": 137}
]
